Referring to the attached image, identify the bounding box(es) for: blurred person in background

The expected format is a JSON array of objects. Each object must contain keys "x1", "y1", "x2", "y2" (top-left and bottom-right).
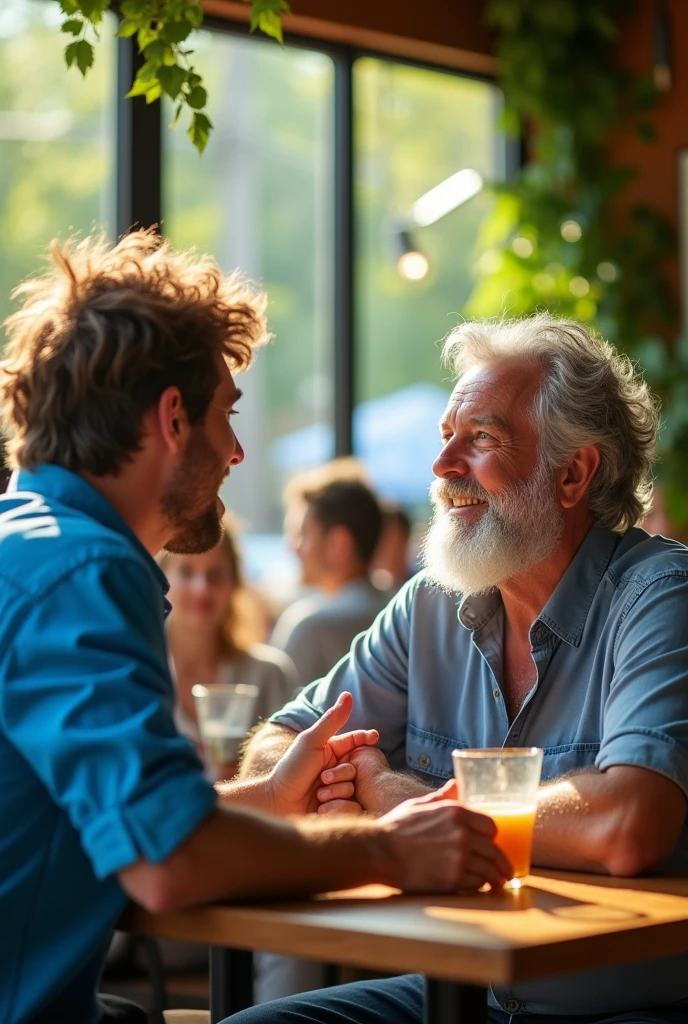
[
  {"x1": 270, "y1": 459, "x2": 387, "y2": 689},
  {"x1": 160, "y1": 513, "x2": 298, "y2": 781},
  {"x1": 370, "y1": 504, "x2": 414, "y2": 593}
]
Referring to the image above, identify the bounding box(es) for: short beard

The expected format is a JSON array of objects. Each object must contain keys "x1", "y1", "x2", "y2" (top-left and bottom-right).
[
  {"x1": 421, "y1": 454, "x2": 563, "y2": 598},
  {"x1": 162, "y1": 428, "x2": 225, "y2": 555}
]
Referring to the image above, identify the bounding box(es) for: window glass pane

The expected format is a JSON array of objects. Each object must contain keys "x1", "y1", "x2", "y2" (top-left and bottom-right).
[
  {"x1": 354, "y1": 58, "x2": 503, "y2": 514},
  {"x1": 163, "y1": 32, "x2": 334, "y2": 594},
  {"x1": 0, "y1": 0, "x2": 115, "y2": 338}
]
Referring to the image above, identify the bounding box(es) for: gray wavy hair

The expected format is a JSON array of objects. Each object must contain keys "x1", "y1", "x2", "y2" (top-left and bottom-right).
[{"x1": 442, "y1": 314, "x2": 659, "y2": 533}]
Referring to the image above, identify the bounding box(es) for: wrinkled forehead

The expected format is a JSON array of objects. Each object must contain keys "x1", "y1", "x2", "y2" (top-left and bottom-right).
[{"x1": 444, "y1": 359, "x2": 544, "y2": 428}]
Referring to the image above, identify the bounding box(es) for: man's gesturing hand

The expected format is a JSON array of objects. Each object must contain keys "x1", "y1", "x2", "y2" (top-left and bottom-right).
[
  {"x1": 378, "y1": 780, "x2": 512, "y2": 892},
  {"x1": 267, "y1": 692, "x2": 378, "y2": 816}
]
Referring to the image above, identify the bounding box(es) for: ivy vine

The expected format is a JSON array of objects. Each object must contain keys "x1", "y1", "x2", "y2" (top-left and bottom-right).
[
  {"x1": 470, "y1": 0, "x2": 688, "y2": 522},
  {"x1": 57, "y1": 0, "x2": 290, "y2": 152}
]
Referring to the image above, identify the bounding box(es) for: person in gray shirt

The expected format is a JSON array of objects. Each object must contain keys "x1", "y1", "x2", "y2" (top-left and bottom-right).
[
  {"x1": 236, "y1": 313, "x2": 688, "y2": 1024},
  {"x1": 271, "y1": 460, "x2": 388, "y2": 689}
]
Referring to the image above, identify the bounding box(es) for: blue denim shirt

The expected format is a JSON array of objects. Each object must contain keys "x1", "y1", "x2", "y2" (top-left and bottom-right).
[
  {"x1": 0, "y1": 466, "x2": 217, "y2": 1024},
  {"x1": 272, "y1": 526, "x2": 688, "y2": 1015}
]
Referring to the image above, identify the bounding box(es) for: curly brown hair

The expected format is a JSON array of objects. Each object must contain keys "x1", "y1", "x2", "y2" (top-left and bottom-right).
[{"x1": 0, "y1": 229, "x2": 268, "y2": 476}]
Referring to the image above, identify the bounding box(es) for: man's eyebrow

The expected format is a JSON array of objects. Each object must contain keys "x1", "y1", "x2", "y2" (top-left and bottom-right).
[
  {"x1": 438, "y1": 412, "x2": 512, "y2": 434},
  {"x1": 468, "y1": 414, "x2": 511, "y2": 432},
  {"x1": 228, "y1": 388, "x2": 243, "y2": 405}
]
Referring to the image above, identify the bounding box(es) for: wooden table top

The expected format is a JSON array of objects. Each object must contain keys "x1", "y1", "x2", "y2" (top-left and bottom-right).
[{"x1": 120, "y1": 871, "x2": 688, "y2": 986}]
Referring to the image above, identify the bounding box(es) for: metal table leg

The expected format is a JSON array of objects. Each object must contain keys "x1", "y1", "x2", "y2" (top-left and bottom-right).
[
  {"x1": 424, "y1": 977, "x2": 487, "y2": 1024},
  {"x1": 209, "y1": 946, "x2": 254, "y2": 1023}
]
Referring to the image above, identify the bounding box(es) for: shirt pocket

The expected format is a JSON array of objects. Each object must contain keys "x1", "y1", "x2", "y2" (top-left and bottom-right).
[
  {"x1": 541, "y1": 742, "x2": 600, "y2": 783},
  {"x1": 406, "y1": 723, "x2": 458, "y2": 781}
]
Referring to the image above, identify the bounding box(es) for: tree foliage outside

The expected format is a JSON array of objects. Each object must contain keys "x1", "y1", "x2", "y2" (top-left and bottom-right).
[
  {"x1": 469, "y1": 0, "x2": 688, "y2": 522},
  {"x1": 0, "y1": 0, "x2": 115, "y2": 334}
]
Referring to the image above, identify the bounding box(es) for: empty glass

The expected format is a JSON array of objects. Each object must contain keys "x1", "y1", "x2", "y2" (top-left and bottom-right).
[{"x1": 192, "y1": 683, "x2": 259, "y2": 765}]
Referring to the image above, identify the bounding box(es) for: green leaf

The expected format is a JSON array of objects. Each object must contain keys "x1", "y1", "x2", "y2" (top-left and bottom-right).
[
  {"x1": 160, "y1": 19, "x2": 192, "y2": 43},
  {"x1": 116, "y1": 18, "x2": 139, "y2": 37},
  {"x1": 145, "y1": 82, "x2": 163, "y2": 103},
  {"x1": 186, "y1": 85, "x2": 207, "y2": 110},
  {"x1": 157, "y1": 63, "x2": 187, "y2": 99},
  {"x1": 61, "y1": 18, "x2": 83, "y2": 35},
  {"x1": 249, "y1": 0, "x2": 291, "y2": 42},
  {"x1": 137, "y1": 24, "x2": 158, "y2": 50},
  {"x1": 125, "y1": 63, "x2": 159, "y2": 98},
  {"x1": 185, "y1": 3, "x2": 204, "y2": 28},
  {"x1": 169, "y1": 101, "x2": 184, "y2": 128},
  {"x1": 65, "y1": 39, "x2": 94, "y2": 75},
  {"x1": 143, "y1": 39, "x2": 172, "y2": 63},
  {"x1": 187, "y1": 111, "x2": 213, "y2": 154}
]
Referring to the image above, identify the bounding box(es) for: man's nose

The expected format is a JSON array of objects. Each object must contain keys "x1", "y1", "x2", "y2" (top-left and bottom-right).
[
  {"x1": 230, "y1": 434, "x2": 245, "y2": 467},
  {"x1": 432, "y1": 442, "x2": 470, "y2": 480}
]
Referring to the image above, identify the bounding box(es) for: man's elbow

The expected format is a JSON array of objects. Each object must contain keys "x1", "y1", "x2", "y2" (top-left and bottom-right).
[
  {"x1": 119, "y1": 862, "x2": 190, "y2": 915},
  {"x1": 600, "y1": 816, "x2": 678, "y2": 877}
]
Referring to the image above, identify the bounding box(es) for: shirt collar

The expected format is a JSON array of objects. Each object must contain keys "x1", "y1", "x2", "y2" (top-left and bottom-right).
[
  {"x1": 457, "y1": 526, "x2": 619, "y2": 647},
  {"x1": 9, "y1": 464, "x2": 170, "y2": 600},
  {"x1": 536, "y1": 526, "x2": 619, "y2": 647}
]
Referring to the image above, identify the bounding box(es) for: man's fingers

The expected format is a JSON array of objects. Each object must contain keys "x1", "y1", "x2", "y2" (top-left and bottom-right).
[
  {"x1": 329, "y1": 728, "x2": 379, "y2": 759},
  {"x1": 297, "y1": 692, "x2": 353, "y2": 748},
  {"x1": 321, "y1": 762, "x2": 356, "y2": 785},
  {"x1": 316, "y1": 781, "x2": 355, "y2": 803},
  {"x1": 411, "y1": 779, "x2": 457, "y2": 805},
  {"x1": 316, "y1": 799, "x2": 364, "y2": 816}
]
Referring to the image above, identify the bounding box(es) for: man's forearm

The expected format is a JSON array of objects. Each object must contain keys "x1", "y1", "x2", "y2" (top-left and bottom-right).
[
  {"x1": 358, "y1": 768, "x2": 433, "y2": 815},
  {"x1": 119, "y1": 804, "x2": 391, "y2": 914},
  {"x1": 533, "y1": 765, "x2": 686, "y2": 876},
  {"x1": 239, "y1": 721, "x2": 297, "y2": 779}
]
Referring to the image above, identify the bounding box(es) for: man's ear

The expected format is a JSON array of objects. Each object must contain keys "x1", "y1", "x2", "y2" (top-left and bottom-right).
[
  {"x1": 155, "y1": 386, "x2": 189, "y2": 455},
  {"x1": 557, "y1": 445, "x2": 601, "y2": 509},
  {"x1": 326, "y1": 524, "x2": 358, "y2": 567}
]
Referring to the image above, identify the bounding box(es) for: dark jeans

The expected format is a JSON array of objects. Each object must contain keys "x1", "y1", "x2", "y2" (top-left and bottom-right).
[{"x1": 222, "y1": 974, "x2": 688, "y2": 1024}]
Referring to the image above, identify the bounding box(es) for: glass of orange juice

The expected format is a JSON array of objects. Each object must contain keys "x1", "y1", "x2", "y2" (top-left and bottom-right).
[{"x1": 452, "y1": 747, "x2": 543, "y2": 889}]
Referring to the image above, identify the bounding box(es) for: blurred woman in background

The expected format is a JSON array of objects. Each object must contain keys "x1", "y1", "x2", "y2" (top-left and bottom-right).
[{"x1": 160, "y1": 514, "x2": 298, "y2": 779}]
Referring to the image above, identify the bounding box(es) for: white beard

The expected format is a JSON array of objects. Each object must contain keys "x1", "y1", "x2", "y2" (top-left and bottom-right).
[{"x1": 421, "y1": 456, "x2": 564, "y2": 597}]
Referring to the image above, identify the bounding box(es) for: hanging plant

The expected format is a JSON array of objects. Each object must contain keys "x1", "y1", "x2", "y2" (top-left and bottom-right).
[
  {"x1": 470, "y1": 0, "x2": 688, "y2": 521},
  {"x1": 57, "y1": 0, "x2": 290, "y2": 153}
]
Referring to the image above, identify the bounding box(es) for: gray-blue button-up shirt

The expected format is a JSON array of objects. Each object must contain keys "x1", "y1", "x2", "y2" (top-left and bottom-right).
[{"x1": 271, "y1": 526, "x2": 688, "y2": 1015}]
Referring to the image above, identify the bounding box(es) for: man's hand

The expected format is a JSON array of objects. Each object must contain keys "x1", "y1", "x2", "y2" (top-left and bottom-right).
[
  {"x1": 378, "y1": 780, "x2": 512, "y2": 892},
  {"x1": 266, "y1": 692, "x2": 379, "y2": 816},
  {"x1": 317, "y1": 745, "x2": 433, "y2": 816},
  {"x1": 316, "y1": 745, "x2": 389, "y2": 815}
]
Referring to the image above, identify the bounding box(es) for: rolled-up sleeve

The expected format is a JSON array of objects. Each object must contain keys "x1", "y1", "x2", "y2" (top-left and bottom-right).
[
  {"x1": 270, "y1": 576, "x2": 417, "y2": 758},
  {"x1": 596, "y1": 572, "x2": 688, "y2": 796},
  {"x1": 0, "y1": 556, "x2": 217, "y2": 880}
]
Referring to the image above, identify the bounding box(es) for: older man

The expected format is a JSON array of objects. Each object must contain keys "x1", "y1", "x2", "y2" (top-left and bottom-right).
[{"x1": 238, "y1": 314, "x2": 688, "y2": 1024}]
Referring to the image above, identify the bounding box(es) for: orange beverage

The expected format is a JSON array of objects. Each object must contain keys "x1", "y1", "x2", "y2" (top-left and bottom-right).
[
  {"x1": 477, "y1": 803, "x2": 536, "y2": 882},
  {"x1": 452, "y1": 747, "x2": 543, "y2": 890}
]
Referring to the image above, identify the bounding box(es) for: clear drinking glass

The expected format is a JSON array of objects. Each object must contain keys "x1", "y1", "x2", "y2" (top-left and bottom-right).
[
  {"x1": 452, "y1": 747, "x2": 543, "y2": 889},
  {"x1": 192, "y1": 683, "x2": 259, "y2": 765}
]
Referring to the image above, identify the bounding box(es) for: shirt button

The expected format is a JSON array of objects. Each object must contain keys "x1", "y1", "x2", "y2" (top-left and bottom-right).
[
  {"x1": 493, "y1": 688, "x2": 501, "y2": 700},
  {"x1": 418, "y1": 753, "x2": 432, "y2": 768},
  {"x1": 503, "y1": 1000, "x2": 521, "y2": 1013}
]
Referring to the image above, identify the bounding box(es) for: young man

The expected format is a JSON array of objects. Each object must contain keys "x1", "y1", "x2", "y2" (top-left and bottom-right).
[
  {"x1": 271, "y1": 460, "x2": 387, "y2": 689},
  {"x1": 0, "y1": 231, "x2": 510, "y2": 1024},
  {"x1": 239, "y1": 315, "x2": 688, "y2": 1024}
]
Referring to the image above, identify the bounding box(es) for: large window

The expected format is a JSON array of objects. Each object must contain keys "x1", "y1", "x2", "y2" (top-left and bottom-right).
[
  {"x1": 164, "y1": 31, "x2": 334, "y2": 555},
  {"x1": 0, "y1": 0, "x2": 115, "y2": 334},
  {"x1": 354, "y1": 58, "x2": 502, "y2": 514},
  {"x1": 0, "y1": 13, "x2": 504, "y2": 583}
]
